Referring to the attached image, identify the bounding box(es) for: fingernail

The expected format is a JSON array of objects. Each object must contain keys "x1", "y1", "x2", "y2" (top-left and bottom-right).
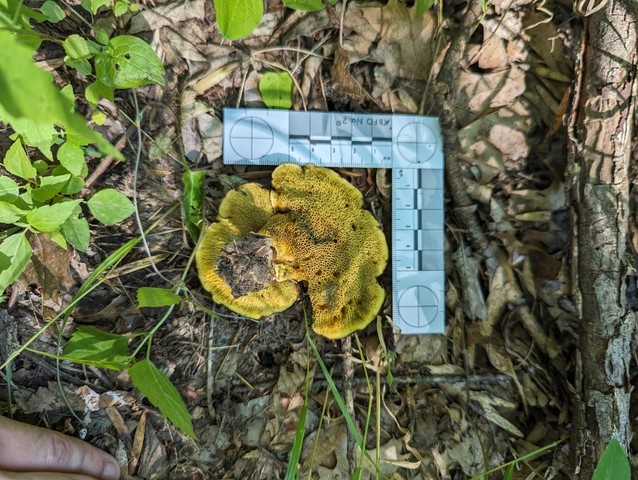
[{"x1": 103, "y1": 459, "x2": 121, "y2": 480}]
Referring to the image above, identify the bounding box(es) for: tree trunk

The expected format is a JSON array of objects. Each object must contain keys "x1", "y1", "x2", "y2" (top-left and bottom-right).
[{"x1": 568, "y1": 1, "x2": 638, "y2": 476}]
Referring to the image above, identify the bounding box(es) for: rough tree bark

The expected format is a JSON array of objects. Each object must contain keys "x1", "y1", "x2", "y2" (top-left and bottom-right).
[{"x1": 568, "y1": 1, "x2": 638, "y2": 476}]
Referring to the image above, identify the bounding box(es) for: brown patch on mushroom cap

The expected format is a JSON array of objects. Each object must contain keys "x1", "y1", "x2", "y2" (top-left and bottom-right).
[
  {"x1": 195, "y1": 183, "x2": 299, "y2": 319},
  {"x1": 264, "y1": 164, "x2": 388, "y2": 339}
]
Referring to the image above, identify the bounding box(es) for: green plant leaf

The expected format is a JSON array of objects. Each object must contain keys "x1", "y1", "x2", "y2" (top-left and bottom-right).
[
  {"x1": 0, "y1": 232, "x2": 32, "y2": 293},
  {"x1": 61, "y1": 215, "x2": 90, "y2": 252},
  {"x1": 95, "y1": 35, "x2": 166, "y2": 89},
  {"x1": 0, "y1": 176, "x2": 19, "y2": 201},
  {"x1": 415, "y1": 0, "x2": 435, "y2": 16},
  {"x1": 182, "y1": 169, "x2": 205, "y2": 244},
  {"x1": 0, "y1": 201, "x2": 27, "y2": 224},
  {"x1": 87, "y1": 188, "x2": 134, "y2": 225},
  {"x1": 63, "y1": 34, "x2": 99, "y2": 60},
  {"x1": 4, "y1": 139, "x2": 37, "y2": 180},
  {"x1": 213, "y1": 0, "x2": 263, "y2": 40},
  {"x1": 113, "y1": 0, "x2": 128, "y2": 16},
  {"x1": 85, "y1": 80, "x2": 114, "y2": 107},
  {"x1": 31, "y1": 174, "x2": 72, "y2": 202},
  {"x1": 63, "y1": 326, "x2": 129, "y2": 370},
  {"x1": 0, "y1": 31, "x2": 123, "y2": 160},
  {"x1": 80, "y1": 0, "x2": 110, "y2": 14},
  {"x1": 26, "y1": 200, "x2": 82, "y2": 232},
  {"x1": 40, "y1": 0, "x2": 66, "y2": 23},
  {"x1": 137, "y1": 287, "x2": 181, "y2": 308},
  {"x1": 129, "y1": 359, "x2": 197, "y2": 440},
  {"x1": 282, "y1": 0, "x2": 325, "y2": 11},
  {"x1": 259, "y1": 71, "x2": 293, "y2": 109},
  {"x1": 57, "y1": 140, "x2": 86, "y2": 176},
  {"x1": 592, "y1": 438, "x2": 630, "y2": 480},
  {"x1": 60, "y1": 176, "x2": 85, "y2": 195}
]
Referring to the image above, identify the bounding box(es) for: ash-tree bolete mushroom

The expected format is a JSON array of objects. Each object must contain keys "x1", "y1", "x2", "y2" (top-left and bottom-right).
[
  {"x1": 195, "y1": 164, "x2": 389, "y2": 339},
  {"x1": 195, "y1": 182, "x2": 299, "y2": 318}
]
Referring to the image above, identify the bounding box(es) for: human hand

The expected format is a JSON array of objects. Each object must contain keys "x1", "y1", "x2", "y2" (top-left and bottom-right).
[{"x1": 0, "y1": 416, "x2": 120, "y2": 480}]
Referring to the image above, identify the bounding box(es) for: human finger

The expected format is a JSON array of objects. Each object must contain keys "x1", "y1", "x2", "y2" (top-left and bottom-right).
[
  {"x1": 0, "y1": 417, "x2": 120, "y2": 480},
  {"x1": 0, "y1": 470, "x2": 101, "y2": 480}
]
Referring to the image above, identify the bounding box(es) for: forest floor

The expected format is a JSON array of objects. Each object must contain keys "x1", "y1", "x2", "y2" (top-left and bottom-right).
[{"x1": 2, "y1": 0, "x2": 633, "y2": 479}]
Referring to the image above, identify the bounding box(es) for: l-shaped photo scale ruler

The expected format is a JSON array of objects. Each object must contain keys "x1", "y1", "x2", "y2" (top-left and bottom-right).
[{"x1": 222, "y1": 108, "x2": 445, "y2": 334}]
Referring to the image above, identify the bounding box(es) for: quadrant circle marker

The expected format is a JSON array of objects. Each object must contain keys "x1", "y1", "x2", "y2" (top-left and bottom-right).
[
  {"x1": 230, "y1": 117, "x2": 274, "y2": 160},
  {"x1": 397, "y1": 123, "x2": 437, "y2": 163},
  {"x1": 398, "y1": 285, "x2": 439, "y2": 327}
]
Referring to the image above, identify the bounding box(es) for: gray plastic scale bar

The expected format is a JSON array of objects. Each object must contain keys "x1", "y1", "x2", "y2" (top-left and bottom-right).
[{"x1": 223, "y1": 108, "x2": 445, "y2": 335}]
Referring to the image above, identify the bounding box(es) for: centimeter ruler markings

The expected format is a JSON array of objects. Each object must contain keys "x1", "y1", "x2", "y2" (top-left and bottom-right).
[{"x1": 223, "y1": 108, "x2": 445, "y2": 334}]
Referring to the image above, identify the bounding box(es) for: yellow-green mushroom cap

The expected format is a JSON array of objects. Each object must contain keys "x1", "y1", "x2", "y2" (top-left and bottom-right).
[
  {"x1": 196, "y1": 182, "x2": 299, "y2": 319},
  {"x1": 263, "y1": 164, "x2": 389, "y2": 339}
]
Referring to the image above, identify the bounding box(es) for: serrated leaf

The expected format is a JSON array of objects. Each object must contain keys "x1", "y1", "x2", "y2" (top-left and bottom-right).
[
  {"x1": 137, "y1": 287, "x2": 181, "y2": 308},
  {"x1": 213, "y1": 0, "x2": 263, "y2": 40},
  {"x1": 63, "y1": 326, "x2": 129, "y2": 370},
  {"x1": 26, "y1": 200, "x2": 82, "y2": 232},
  {"x1": 182, "y1": 169, "x2": 205, "y2": 244},
  {"x1": 4, "y1": 139, "x2": 36, "y2": 180},
  {"x1": 592, "y1": 438, "x2": 631, "y2": 480},
  {"x1": 57, "y1": 141, "x2": 85, "y2": 176},
  {"x1": 61, "y1": 215, "x2": 90, "y2": 252},
  {"x1": 282, "y1": 0, "x2": 325, "y2": 11},
  {"x1": 40, "y1": 0, "x2": 66, "y2": 22},
  {"x1": 87, "y1": 189, "x2": 134, "y2": 225},
  {"x1": 31, "y1": 174, "x2": 71, "y2": 202},
  {"x1": 0, "y1": 177, "x2": 19, "y2": 201},
  {"x1": 0, "y1": 201, "x2": 27, "y2": 224},
  {"x1": 259, "y1": 71, "x2": 293, "y2": 109},
  {"x1": 0, "y1": 232, "x2": 32, "y2": 292},
  {"x1": 95, "y1": 35, "x2": 165, "y2": 89},
  {"x1": 129, "y1": 359, "x2": 197, "y2": 440}
]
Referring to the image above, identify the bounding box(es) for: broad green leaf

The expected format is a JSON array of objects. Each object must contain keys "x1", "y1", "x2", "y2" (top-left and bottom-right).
[
  {"x1": 182, "y1": 170, "x2": 205, "y2": 244},
  {"x1": 33, "y1": 159, "x2": 49, "y2": 175},
  {"x1": 129, "y1": 359, "x2": 197, "y2": 440},
  {"x1": 137, "y1": 287, "x2": 181, "y2": 308},
  {"x1": 31, "y1": 174, "x2": 71, "y2": 202},
  {"x1": 213, "y1": 0, "x2": 263, "y2": 40},
  {"x1": 0, "y1": 0, "x2": 45, "y2": 50},
  {"x1": 415, "y1": 0, "x2": 435, "y2": 17},
  {"x1": 0, "y1": 176, "x2": 19, "y2": 201},
  {"x1": 95, "y1": 35, "x2": 166, "y2": 89},
  {"x1": 4, "y1": 139, "x2": 36, "y2": 180},
  {"x1": 63, "y1": 326, "x2": 129, "y2": 370},
  {"x1": 282, "y1": 0, "x2": 325, "y2": 11},
  {"x1": 10, "y1": 119, "x2": 57, "y2": 159},
  {"x1": 87, "y1": 189, "x2": 134, "y2": 225},
  {"x1": 592, "y1": 438, "x2": 630, "y2": 480},
  {"x1": 0, "y1": 31, "x2": 123, "y2": 160},
  {"x1": 0, "y1": 232, "x2": 32, "y2": 293},
  {"x1": 60, "y1": 176, "x2": 85, "y2": 195},
  {"x1": 80, "y1": 0, "x2": 110, "y2": 14},
  {"x1": 40, "y1": 0, "x2": 65, "y2": 23},
  {"x1": 259, "y1": 71, "x2": 293, "y2": 109},
  {"x1": 63, "y1": 34, "x2": 100, "y2": 60},
  {"x1": 85, "y1": 80, "x2": 114, "y2": 107},
  {"x1": 57, "y1": 141, "x2": 85, "y2": 176},
  {"x1": 26, "y1": 200, "x2": 82, "y2": 232},
  {"x1": 61, "y1": 215, "x2": 90, "y2": 252},
  {"x1": 0, "y1": 201, "x2": 27, "y2": 223}
]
